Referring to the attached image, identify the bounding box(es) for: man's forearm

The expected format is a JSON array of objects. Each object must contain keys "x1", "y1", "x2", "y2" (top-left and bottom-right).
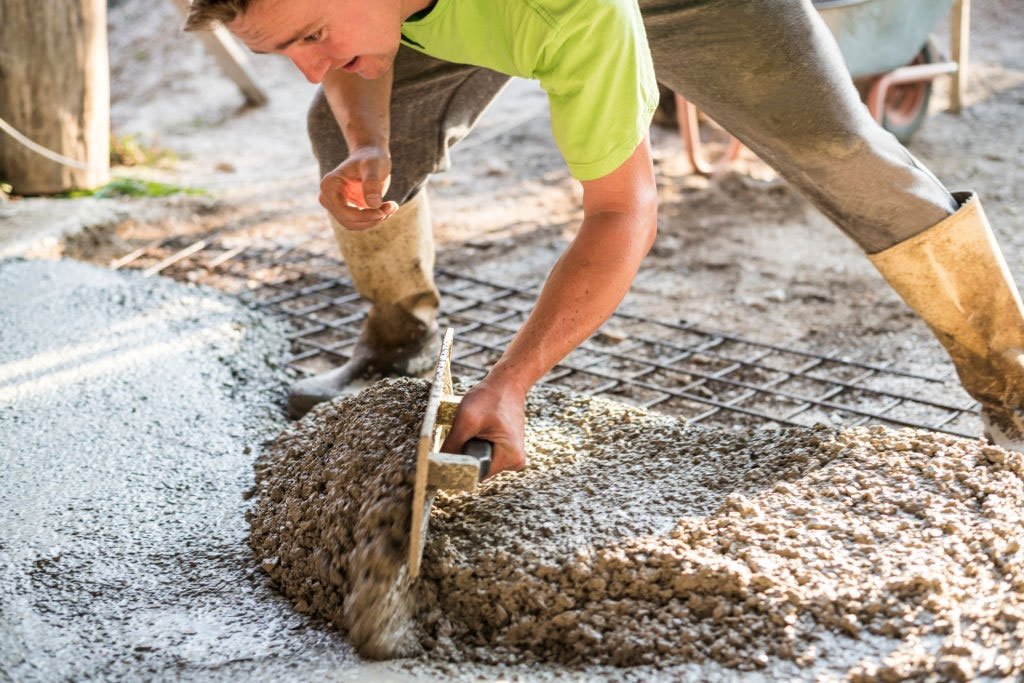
[
  {"x1": 322, "y1": 69, "x2": 393, "y2": 151},
  {"x1": 440, "y1": 138, "x2": 656, "y2": 473},
  {"x1": 487, "y1": 209, "x2": 657, "y2": 396}
]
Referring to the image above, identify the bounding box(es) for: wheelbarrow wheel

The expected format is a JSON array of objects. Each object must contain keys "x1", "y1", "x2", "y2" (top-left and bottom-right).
[{"x1": 877, "y1": 40, "x2": 941, "y2": 143}]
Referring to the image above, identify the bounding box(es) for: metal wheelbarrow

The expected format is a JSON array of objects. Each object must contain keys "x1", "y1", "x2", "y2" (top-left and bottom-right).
[{"x1": 668, "y1": 0, "x2": 971, "y2": 175}]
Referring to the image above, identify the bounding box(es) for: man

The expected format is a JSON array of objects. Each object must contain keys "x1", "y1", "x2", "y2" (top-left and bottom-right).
[{"x1": 186, "y1": 0, "x2": 1024, "y2": 476}]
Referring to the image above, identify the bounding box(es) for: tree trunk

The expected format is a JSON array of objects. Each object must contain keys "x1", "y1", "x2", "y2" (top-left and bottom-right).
[{"x1": 0, "y1": 0, "x2": 110, "y2": 195}]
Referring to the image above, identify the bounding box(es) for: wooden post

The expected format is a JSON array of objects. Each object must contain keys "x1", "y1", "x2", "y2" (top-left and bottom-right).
[
  {"x1": 169, "y1": 0, "x2": 269, "y2": 107},
  {"x1": 950, "y1": 0, "x2": 970, "y2": 114},
  {"x1": 0, "y1": 0, "x2": 110, "y2": 194}
]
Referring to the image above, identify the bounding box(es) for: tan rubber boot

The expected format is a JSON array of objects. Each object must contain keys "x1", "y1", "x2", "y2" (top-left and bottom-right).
[
  {"x1": 868, "y1": 192, "x2": 1024, "y2": 450},
  {"x1": 287, "y1": 190, "x2": 440, "y2": 418}
]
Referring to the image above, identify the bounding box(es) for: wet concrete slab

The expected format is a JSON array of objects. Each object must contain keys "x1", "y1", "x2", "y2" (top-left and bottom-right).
[
  {"x1": 9, "y1": 259, "x2": 1005, "y2": 682},
  {"x1": 0, "y1": 259, "x2": 419, "y2": 682}
]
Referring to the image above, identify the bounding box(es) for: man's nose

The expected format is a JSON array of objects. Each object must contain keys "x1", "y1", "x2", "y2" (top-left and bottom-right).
[{"x1": 288, "y1": 50, "x2": 330, "y2": 84}]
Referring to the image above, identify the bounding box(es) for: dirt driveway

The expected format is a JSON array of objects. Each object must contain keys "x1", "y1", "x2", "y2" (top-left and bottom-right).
[{"x1": 60, "y1": 0, "x2": 1016, "y2": 381}]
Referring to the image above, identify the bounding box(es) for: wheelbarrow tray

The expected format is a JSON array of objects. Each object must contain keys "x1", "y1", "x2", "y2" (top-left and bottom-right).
[{"x1": 814, "y1": 0, "x2": 954, "y2": 78}]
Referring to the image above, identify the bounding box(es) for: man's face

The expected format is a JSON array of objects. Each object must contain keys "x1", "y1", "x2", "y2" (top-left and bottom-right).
[{"x1": 229, "y1": 0, "x2": 405, "y2": 83}]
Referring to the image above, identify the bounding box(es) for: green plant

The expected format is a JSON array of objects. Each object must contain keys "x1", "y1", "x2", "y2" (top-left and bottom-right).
[{"x1": 64, "y1": 177, "x2": 206, "y2": 199}]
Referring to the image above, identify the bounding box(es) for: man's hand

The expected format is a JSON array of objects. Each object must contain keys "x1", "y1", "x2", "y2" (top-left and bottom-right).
[
  {"x1": 440, "y1": 375, "x2": 529, "y2": 478},
  {"x1": 319, "y1": 146, "x2": 398, "y2": 230}
]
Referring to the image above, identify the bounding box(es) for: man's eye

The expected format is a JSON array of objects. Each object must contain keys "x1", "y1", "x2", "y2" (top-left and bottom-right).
[{"x1": 303, "y1": 30, "x2": 323, "y2": 43}]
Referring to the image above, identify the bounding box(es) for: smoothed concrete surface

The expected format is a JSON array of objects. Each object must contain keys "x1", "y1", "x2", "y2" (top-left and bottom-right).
[{"x1": 0, "y1": 259, "x2": 418, "y2": 682}]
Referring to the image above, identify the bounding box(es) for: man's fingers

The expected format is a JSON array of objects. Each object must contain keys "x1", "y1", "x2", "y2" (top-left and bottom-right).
[
  {"x1": 318, "y1": 188, "x2": 399, "y2": 229},
  {"x1": 363, "y1": 183, "x2": 383, "y2": 209},
  {"x1": 440, "y1": 422, "x2": 471, "y2": 457},
  {"x1": 486, "y1": 443, "x2": 526, "y2": 478},
  {"x1": 323, "y1": 202, "x2": 395, "y2": 230},
  {"x1": 360, "y1": 161, "x2": 391, "y2": 209},
  {"x1": 441, "y1": 420, "x2": 525, "y2": 478},
  {"x1": 441, "y1": 417, "x2": 486, "y2": 460},
  {"x1": 339, "y1": 202, "x2": 399, "y2": 229}
]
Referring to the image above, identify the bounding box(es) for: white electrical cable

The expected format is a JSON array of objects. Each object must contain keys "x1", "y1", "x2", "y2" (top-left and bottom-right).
[
  {"x1": 0, "y1": 115, "x2": 105, "y2": 172},
  {"x1": 0, "y1": 100, "x2": 546, "y2": 179}
]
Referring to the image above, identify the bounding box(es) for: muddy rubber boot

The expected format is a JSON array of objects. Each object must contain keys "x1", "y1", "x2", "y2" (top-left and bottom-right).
[
  {"x1": 868, "y1": 193, "x2": 1024, "y2": 450},
  {"x1": 287, "y1": 191, "x2": 440, "y2": 418}
]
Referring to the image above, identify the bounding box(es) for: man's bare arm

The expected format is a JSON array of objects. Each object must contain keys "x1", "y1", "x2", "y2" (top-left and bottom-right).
[
  {"x1": 322, "y1": 68, "x2": 392, "y2": 155},
  {"x1": 442, "y1": 136, "x2": 659, "y2": 473},
  {"x1": 319, "y1": 69, "x2": 397, "y2": 228}
]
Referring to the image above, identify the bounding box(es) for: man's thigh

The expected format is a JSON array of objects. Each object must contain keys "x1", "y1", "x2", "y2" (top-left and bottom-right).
[
  {"x1": 639, "y1": 0, "x2": 956, "y2": 251},
  {"x1": 308, "y1": 46, "x2": 510, "y2": 203}
]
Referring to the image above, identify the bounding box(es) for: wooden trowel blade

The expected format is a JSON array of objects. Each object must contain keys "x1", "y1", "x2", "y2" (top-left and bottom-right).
[{"x1": 407, "y1": 327, "x2": 455, "y2": 578}]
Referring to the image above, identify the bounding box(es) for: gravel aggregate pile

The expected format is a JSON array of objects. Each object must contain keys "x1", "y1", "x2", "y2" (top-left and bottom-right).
[
  {"x1": 251, "y1": 378, "x2": 1024, "y2": 678},
  {"x1": 249, "y1": 378, "x2": 427, "y2": 659}
]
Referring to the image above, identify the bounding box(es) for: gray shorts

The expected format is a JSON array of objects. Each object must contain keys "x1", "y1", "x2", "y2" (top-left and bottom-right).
[{"x1": 307, "y1": 0, "x2": 957, "y2": 253}]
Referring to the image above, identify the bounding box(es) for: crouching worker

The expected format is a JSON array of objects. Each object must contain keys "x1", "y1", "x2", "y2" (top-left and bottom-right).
[{"x1": 185, "y1": 0, "x2": 1024, "y2": 476}]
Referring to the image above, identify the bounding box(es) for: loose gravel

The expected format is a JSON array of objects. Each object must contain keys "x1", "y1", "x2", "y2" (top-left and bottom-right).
[
  {"x1": 251, "y1": 377, "x2": 1024, "y2": 679},
  {"x1": 250, "y1": 378, "x2": 425, "y2": 659}
]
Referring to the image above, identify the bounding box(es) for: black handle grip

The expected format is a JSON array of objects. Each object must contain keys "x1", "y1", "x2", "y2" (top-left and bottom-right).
[{"x1": 462, "y1": 438, "x2": 493, "y2": 480}]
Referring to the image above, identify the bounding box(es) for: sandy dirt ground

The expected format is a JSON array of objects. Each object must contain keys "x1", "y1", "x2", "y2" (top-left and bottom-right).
[
  {"x1": 1, "y1": 0, "x2": 1022, "y2": 680},
  {"x1": 86, "y1": 0, "x2": 1024, "y2": 366},
  {"x1": 4, "y1": 0, "x2": 1011, "y2": 368},
  {"x1": 3, "y1": 0, "x2": 1014, "y2": 381}
]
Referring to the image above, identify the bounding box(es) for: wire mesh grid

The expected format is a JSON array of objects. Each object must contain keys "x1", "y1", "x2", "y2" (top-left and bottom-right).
[{"x1": 112, "y1": 229, "x2": 981, "y2": 438}]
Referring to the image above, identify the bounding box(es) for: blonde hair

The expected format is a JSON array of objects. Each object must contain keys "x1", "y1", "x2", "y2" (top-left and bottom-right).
[{"x1": 183, "y1": 0, "x2": 253, "y2": 30}]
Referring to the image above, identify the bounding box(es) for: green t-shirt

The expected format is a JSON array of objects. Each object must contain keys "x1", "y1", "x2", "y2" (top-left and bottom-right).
[{"x1": 401, "y1": 0, "x2": 658, "y2": 181}]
